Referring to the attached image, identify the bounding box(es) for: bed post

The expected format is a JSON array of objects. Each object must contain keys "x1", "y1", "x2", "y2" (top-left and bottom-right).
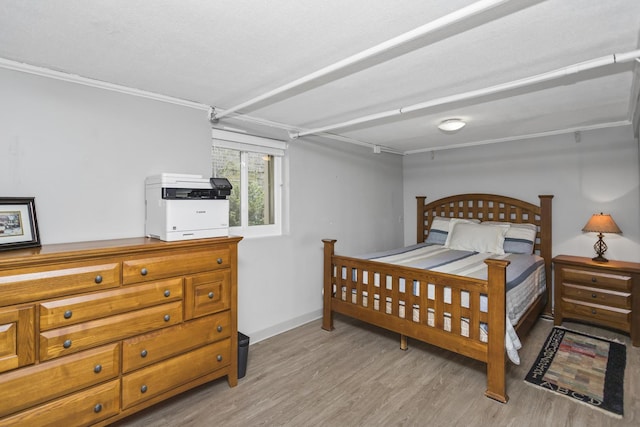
[
  {"x1": 405, "y1": 195, "x2": 425, "y2": 349},
  {"x1": 416, "y1": 196, "x2": 426, "y2": 243},
  {"x1": 322, "y1": 239, "x2": 337, "y2": 331},
  {"x1": 538, "y1": 195, "x2": 554, "y2": 317},
  {"x1": 484, "y1": 258, "x2": 510, "y2": 404}
]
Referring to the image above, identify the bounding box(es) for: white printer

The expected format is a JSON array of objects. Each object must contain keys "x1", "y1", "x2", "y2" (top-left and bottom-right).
[{"x1": 145, "y1": 173, "x2": 232, "y2": 241}]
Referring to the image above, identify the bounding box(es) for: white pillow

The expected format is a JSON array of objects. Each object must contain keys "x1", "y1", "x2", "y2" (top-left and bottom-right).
[
  {"x1": 445, "y1": 222, "x2": 509, "y2": 254},
  {"x1": 443, "y1": 218, "x2": 482, "y2": 247},
  {"x1": 427, "y1": 217, "x2": 480, "y2": 245}
]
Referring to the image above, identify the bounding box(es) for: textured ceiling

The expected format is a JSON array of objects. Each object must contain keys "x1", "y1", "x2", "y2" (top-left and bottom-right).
[{"x1": 1, "y1": 0, "x2": 639, "y2": 154}]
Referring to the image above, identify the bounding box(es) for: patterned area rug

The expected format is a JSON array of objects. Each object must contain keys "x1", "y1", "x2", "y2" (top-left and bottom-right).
[{"x1": 524, "y1": 327, "x2": 626, "y2": 417}]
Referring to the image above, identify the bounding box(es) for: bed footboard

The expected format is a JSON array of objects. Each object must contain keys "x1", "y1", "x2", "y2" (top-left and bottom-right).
[{"x1": 322, "y1": 239, "x2": 510, "y2": 403}]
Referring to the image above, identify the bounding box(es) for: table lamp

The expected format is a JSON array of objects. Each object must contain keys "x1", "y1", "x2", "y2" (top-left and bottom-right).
[{"x1": 581, "y1": 213, "x2": 622, "y2": 262}]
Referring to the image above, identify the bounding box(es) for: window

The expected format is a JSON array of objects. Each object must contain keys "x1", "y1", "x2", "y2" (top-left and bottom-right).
[{"x1": 212, "y1": 129, "x2": 286, "y2": 237}]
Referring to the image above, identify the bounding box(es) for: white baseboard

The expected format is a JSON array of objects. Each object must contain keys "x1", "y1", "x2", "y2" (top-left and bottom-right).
[{"x1": 243, "y1": 309, "x2": 322, "y2": 345}]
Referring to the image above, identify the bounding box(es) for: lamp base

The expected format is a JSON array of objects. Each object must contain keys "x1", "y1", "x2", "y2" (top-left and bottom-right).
[{"x1": 592, "y1": 233, "x2": 609, "y2": 263}]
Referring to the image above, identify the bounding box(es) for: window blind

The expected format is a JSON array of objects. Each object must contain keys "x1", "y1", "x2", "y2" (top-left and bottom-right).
[{"x1": 211, "y1": 128, "x2": 287, "y2": 157}]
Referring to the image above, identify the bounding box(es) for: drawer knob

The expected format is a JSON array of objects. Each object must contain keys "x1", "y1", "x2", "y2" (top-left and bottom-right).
[
  {"x1": 217, "y1": 325, "x2": 223, "y2": 333},
  {"x1": 164, "y1": 314, "x2": 171, "y2": 322},
  {"x1": 216, "y1": 354, "x2": 223, "y2": 362},
  {"x1": 592, "y1": 309, "x2": 597, "y2": 315},
  {"x1": 141, "y1": 268, "x2": 148, "y2": 276},
  {"x1": 591, "y1": 293, "x2": 597, "y2": 298},
  {"x1": 63, "y1": 339, "x2": 72, "y2": 349},
  {"x1": 94, "y1": 403, "x2": 103, "y2": 413},
  {"x1": 141, "y1": 385, "x2": 148, "y2": 393},
  {"x1": 94, "y1": 364, "x2": 102, "y2": 373},
  {"x1": 208, "y1": 291, "x2": 215, "y2": 299},
  {"x1": 164, "y1": 290, "x2": 171, "y2": 297},
  {"x1": 64, "y1": 310, "x2": 73, "y2": 319},
  {"x1": 217, "y1": 258, "x2": 223, "y2": 265},
  {"x1": 141, "y1": 349, "x2": 148, "y2": 358},
  {"x1": 591, "y1": 277, "x2": 597, "y2": 283},
  {"x1": 95, "y1": 275, "x2": 103, "y2": 284}
]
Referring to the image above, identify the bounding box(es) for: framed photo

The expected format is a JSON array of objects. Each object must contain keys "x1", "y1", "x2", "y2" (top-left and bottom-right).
[{"x1": 0, "y1": 197, "x2": 41, "y2": 251}]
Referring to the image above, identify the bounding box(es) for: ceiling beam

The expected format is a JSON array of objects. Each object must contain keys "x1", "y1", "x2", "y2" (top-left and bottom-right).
[
  {"x1": 405, "y1": 120, "x2": 631, "y2": 154},
  {"x1": 293, "y1": 49, "x2": 640, "y2": 139},
  {"x1": 0, "y1": 57, "x2": 211, "y2": 112},
  {"x1": 211, "y1": 0, "x2": 516, "y2": 121}
]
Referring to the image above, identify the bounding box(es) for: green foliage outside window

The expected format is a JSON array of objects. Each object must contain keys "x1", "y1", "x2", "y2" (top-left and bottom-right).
[{"x1": 213, "y1": 147, "x2": 274, "y2": 227}]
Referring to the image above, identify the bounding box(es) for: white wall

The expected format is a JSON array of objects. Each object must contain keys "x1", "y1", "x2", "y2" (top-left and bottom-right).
[
  {"x1": 237, "y1": 138, "x2": 404, "y2": 342},
  {"x1": 0, "y1": 68, "x2": 213, "y2": 242},
  {"x1": 403, "y1": 126, "x2": 640, "y2": 263},
  {"x1": 0, "y1": 68, "x2": 405, "y2": 343}
]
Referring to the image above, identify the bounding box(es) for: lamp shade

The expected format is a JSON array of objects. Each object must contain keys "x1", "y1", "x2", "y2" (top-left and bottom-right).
[{"x1": 582, "y1": 213, "x2": 622, "y2": 234}]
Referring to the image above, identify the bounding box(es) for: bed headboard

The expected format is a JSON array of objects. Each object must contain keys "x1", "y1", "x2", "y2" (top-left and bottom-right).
[{"x1": 417, "y1": 193, "x2": 553, "y2": 313}]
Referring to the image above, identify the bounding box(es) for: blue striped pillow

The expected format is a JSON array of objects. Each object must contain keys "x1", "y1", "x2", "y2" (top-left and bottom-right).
[{"x1": 482, "y1": 221, "x2": 537, "y2": 254}]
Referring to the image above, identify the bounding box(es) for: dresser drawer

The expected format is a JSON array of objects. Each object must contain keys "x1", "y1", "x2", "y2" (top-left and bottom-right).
[
  {"x1": 0, "y1": 260, "x2": 120, "y2": 306},
  {"x1": 562, "y1": 268, "x2": 632, "y2": 292},
  {"x1": 122, "y1": 339, "x2": 231, "y2": 409},
  {"x1": 185, "y1": 270, "x2": 231, "y2": 319},
  {"x1": 122, "y1": 248, "x2": 229, "y2": 285},
  {"x1": 39, "y1": 302, "x2": 182, "y2": 361},
  {"x1": 561, "y1": 283, "x2": 631, "y2": 309},
  {"x1": 0, "y1": 305, "x2": 35, "y2": 374},
  {"x1": 0, "y1": 343, "x2": 119, "y2": 418},
  {"x1": 561, "y1": 299, "x2": 631, "y2": 332},
  {"x1": 40, "y1": 278, "x2": 183, "y2": 331},
  {"x1": 123, "y1": 312, "x2": 230, "y2": 373},
  {"x1": 0, "y1": 379, "x2": 120, "y2": 427}
]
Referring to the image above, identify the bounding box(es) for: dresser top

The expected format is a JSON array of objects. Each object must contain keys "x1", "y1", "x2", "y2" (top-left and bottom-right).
[
  {"x1": 0, "y1": 236, "x2": 242, "y2": 270},
  {"x1": 553, "y1": 255, "x2": 640, "y2": 274}
]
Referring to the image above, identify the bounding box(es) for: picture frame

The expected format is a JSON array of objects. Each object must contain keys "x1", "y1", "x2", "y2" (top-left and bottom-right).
[{"x1": 0, "y1": 197, "x2": 41, "y2": 251}]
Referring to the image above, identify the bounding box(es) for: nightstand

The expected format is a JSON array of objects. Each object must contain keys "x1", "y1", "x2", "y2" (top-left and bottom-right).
[{"x1": 553, "y1": 255, "x2": 640, "y2": 347}]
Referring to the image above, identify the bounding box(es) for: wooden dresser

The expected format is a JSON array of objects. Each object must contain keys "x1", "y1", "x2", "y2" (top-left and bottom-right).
[
  {"x1": 0, "y1": 236, "x2": 241, "y2": 426},
  {"x1": 553, "y1": 255, "x2": 640, "y2": 347}
]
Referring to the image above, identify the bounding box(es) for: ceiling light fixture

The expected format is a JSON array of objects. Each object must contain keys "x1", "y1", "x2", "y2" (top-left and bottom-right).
[{"x1": 438, "y1": 118, "x2": 466, "y2": 132}]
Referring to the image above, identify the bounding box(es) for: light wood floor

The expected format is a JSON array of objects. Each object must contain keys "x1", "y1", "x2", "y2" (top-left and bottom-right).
[{"x1": 115, "y1": 315, "x2": 638, "y2": 426}]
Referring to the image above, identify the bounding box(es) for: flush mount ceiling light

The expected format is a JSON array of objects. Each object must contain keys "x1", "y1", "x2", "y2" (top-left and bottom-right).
[{"x1": 438, "y1": 118, "x2": 466, "y2": 132}]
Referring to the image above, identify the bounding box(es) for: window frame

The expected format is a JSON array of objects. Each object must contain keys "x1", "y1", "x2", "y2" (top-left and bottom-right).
[{"x1": 212, "y1": 128, "x2": 287, "y2": 238}]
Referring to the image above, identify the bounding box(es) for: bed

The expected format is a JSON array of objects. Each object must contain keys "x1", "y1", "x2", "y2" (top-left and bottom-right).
[{"x1": 322, "y1": 193, "x2": 553, "y2": 403}]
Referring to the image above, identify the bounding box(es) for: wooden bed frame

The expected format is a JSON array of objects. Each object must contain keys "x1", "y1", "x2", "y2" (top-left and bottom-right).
[{"x1": 322, "y1": 194, "x2": 553, "y2": 403}]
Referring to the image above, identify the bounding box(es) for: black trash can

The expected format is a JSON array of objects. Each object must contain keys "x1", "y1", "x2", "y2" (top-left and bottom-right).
[{"x1": 238, "y1": 332, "x2": 250, "y2": 379}]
